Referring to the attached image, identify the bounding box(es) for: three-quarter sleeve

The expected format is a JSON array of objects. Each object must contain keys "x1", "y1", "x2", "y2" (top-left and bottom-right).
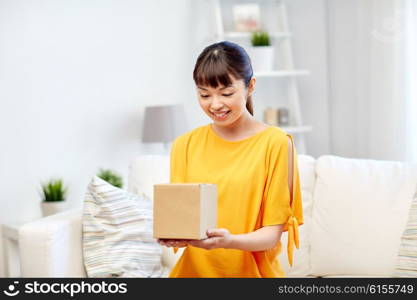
[{"x1": 261, "y1": 134, "x2": 304, "y2": 266}]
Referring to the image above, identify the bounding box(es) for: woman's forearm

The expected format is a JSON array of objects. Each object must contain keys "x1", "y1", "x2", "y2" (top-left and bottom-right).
[{"x1": 227, "y1": 225, "x2": 284, "y2": 252}]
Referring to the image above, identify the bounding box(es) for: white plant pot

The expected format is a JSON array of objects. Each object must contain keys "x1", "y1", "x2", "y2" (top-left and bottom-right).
[
  {"x1": 247, "y1": 46, "x2": 275, "y2": 73},
  {"x1": 41, "y1": 201, "x2": 67, "y2": 217}
]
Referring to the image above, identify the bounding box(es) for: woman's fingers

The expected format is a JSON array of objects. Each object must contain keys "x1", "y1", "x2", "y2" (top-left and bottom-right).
[
  {"x1": 169, "y1": 240, "x2": 185, "y2": 247},
  {"x1": 188, "y1": 237, "x2": 217, "y2": 250},
  {"x1": 158, "y1": 239, "x2": 189, "y2": 248},
  {"x1": 206, "y1": 228, "x2": 227, "y2": 237}
]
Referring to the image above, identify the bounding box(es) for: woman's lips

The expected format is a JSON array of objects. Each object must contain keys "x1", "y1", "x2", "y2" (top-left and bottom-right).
[{"x1": 212, "y1": 110, "x2": 231, "y2": 120}]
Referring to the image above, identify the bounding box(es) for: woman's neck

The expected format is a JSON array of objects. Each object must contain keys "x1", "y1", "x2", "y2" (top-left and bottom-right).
[{"x1": 212, "y1": 111, "x2": 261, "y2": 137}]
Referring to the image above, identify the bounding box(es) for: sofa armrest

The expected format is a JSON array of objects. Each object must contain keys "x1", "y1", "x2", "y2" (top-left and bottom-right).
[
  {"x1": 19, "y1": 207, "x2": 182, "y2": 277},
  {"x1": 19, "y1": 209, "x2": 86, "y2": 277}
]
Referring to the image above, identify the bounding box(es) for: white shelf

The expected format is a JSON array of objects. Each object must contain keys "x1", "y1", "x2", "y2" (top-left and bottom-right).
[
  {"x1": 212, "y1": 0, "x2": 311, "y2": 154},
  {"x1": 255, "y1": 70, "x2": 310, "y2": 77},
  {"x1": 224, "y1": 31, "x2": 292, "y2": 39},
  {"x1": 278, "y1": 126, "x2": 313, "y2": 134}
]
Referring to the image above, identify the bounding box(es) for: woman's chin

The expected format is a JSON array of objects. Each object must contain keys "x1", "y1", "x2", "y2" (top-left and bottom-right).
[{"x1": 212, "y1": 119, "x2": 231, "y2": 126}]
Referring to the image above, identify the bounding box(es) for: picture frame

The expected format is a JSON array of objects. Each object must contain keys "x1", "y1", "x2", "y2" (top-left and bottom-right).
[{"x1": 232, "y1": 3, "x2": 261, "y2": 32}]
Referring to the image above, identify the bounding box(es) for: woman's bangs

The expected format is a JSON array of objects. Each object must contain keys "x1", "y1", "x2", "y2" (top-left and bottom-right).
[{"x1": 194, "y1": 58, "x2": 236, "y2": 88}]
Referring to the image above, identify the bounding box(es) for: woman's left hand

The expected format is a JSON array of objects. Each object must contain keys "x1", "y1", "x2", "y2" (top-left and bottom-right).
[{"x1": 188, "y1": 228, "x2": 233, "y2": 250}]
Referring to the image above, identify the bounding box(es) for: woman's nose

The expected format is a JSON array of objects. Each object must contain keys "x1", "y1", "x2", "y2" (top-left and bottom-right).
[{"x1": 210, "y1": 97, "x2": 224, "y2": 110}]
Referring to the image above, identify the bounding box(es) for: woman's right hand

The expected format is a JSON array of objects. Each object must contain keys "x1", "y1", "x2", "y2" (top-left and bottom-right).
[{"x1": 157, "y1": 239, "x2": 190, "y2": 248}]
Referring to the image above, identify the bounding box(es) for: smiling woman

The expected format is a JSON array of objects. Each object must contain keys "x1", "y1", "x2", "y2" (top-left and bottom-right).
[
  {"x1": 193, "y1": 41, "x2": 269, "y2": 141},
  {"x1": 158, "y1": 41, "x2": 304, "y2": 278},
  {"x1": 194, "y1": 40, "x2": 254, "y2": 123},
  {"x1": 197, "y1": 79, "x2": 244, "y2": 123}
]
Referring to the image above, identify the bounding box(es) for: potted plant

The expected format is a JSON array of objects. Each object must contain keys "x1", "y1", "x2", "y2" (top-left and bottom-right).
[
  {"x1": 97, "y1": 168, "x2": 123, "y2": 188},
  {"x1": 40, "y1": 178, "x2": 68, "y2": 217},
  {"x1": 247, "y1": 31, "x2": 275, "y2": 72}
]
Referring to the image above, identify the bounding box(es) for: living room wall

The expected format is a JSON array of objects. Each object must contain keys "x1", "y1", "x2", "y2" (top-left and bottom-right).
[{"x1": 0, "y1": 0, "x2": 194, "y2": 276}]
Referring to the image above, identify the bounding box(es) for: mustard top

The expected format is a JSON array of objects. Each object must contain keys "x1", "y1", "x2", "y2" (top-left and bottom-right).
[{"x1": 168, "y1": 123, "x2": 303, "y2": 277}]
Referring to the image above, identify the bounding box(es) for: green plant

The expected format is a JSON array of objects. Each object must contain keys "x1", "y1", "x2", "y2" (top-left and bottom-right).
[
  {"x1": 251, "y1": 31, "x2": 271, "y2": 46},
  {"x1": 40, "y1": 178, "x2": 67, "y2": 202},
  {"x1": 97, "y1": 168, "x2": 123, "y2": 188}
]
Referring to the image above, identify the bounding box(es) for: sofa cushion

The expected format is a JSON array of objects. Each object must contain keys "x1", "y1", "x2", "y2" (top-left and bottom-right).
[
  {"x1": 310, "y1": 155, "x2": 417, "y2": 277},
  {"x1": 128, "y1": 155, "x2": 170, "y2": 201},
  {"x1": 82, "y1": 176, "x2": 164, "y2": 277},
  {"x1": 278, "y1": 154, "x2": 315, "y2": 277},
  {"x1": 393, "y1": 195, "x2": 417, "y2": 277}
]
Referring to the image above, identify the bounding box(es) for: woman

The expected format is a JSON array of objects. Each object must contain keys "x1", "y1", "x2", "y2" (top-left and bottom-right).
[{"x1": 158, "y1": 41, "x2": 303, "y2": 278}]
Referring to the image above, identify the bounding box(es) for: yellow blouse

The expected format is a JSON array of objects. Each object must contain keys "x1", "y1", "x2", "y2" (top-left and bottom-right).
[{"x1": 168, "y1": 124, "x2": 303, "y2": 278}]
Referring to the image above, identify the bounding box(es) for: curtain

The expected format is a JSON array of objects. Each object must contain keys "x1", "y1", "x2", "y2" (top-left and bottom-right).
[
  {"x1": 358, "y1": 0, "x2": 416, "y2": 162},
  {"x1": 404, "y1": 0, "x2": 417, "y2": 162},
  {"x1": 330, "y1": 0, "x2": 416, "y2": 162}
]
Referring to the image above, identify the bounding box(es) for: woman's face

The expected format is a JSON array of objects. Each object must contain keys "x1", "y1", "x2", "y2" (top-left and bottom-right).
[{"x1": 197, "y1": 76, "x2": 255, "y2": 127}]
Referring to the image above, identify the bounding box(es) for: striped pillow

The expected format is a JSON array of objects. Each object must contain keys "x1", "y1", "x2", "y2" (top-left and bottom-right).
[
  {"x1": 393, "y1": 195, "x2": 417, "y2": 277},
  {"x1": 82, "y1": 176, "x2": 164, "y2": 277}
]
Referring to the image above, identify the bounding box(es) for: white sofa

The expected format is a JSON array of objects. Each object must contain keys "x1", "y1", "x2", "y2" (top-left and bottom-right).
[{"x1": 19, "y1": 154, "x2": 417, "y2": 277}]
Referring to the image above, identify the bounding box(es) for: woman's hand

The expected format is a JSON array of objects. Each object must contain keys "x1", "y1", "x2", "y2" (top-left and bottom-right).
[
  {"x1": 187, "y1": 228, "x2": 233, "y2": 250},
  {"x1": 157, "y1": 226, "x2": 284, "y2": 252},
  {"x1": 157, "y1": 239, "x2": 190, "y2": 248},
  {"x1": 157, "y1": 228, "x2": 233, "y2": 250}
]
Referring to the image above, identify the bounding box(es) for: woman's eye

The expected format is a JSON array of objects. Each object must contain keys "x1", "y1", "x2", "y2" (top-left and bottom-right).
[
  {"x1": 200, "y1": 95, "x2": 210, "y2": 98},
  {"x1": 223, "y1": 93, "x2": 234, "y2": 97}
]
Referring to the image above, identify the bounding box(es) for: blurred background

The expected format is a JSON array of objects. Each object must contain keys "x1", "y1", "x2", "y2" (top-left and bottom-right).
[{"x1": 0, "y1": 0, "x2": 416, "y2": 276}]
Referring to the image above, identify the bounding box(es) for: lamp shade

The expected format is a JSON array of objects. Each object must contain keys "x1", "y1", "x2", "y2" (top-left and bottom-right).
[{"x1": 142, "y1": 104, "x2": 188, "y2": 143}]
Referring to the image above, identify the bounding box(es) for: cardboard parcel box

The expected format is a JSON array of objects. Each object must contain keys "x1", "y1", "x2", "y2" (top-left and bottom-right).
[{"x1": 153, "y1": 183, "x2": 217, "y2": 240}]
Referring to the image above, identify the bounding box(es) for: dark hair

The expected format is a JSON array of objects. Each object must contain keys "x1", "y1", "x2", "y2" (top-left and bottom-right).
[{"x1": 193, "y1": 41, "x2": 254, "y2": 116}]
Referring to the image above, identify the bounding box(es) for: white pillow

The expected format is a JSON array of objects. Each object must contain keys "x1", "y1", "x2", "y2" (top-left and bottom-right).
[
  {"x1": 82, "y1": 176, "x2": 164, "y2": 277},
  {"x1": 310, "y1": 155, "x2": 417, "y2": 277},
  {"x1": 128, "y1": 155, "x2": 170, "y2": 201}
]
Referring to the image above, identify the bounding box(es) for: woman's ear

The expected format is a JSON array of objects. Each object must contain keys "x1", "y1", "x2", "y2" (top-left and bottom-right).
[{"x1": 248, "y1": 77, "x2": 256, "y2": 96}]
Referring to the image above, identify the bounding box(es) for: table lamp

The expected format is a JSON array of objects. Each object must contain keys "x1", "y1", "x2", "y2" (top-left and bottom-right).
[{"x1": 142, "y1": 104, "x2": 188, "y2": 153}]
